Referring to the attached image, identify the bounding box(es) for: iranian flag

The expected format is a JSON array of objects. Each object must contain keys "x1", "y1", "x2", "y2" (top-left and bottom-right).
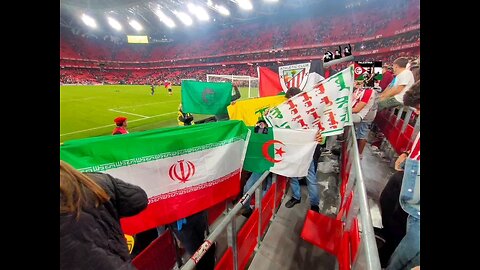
[
  {"x1": 243, "y1": 127, "x2": 318, "y2": 177},
  {"x1": 60, "y1": 121, "x2": 250, "y2": 235}
]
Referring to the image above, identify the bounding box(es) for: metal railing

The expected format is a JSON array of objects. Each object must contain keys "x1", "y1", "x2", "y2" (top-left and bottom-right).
[
  {"x1": 342, "y1": 125, "x2": 382, "y2": 269},
  {"x1": 181, "y1": 171, "x2": 272, "y2": 270},
  {"x1": 180, "y1": 129, "x2": 382, "y2": 270}
]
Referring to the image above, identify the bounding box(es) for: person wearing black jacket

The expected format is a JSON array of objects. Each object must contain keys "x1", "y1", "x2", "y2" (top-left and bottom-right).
[
  {"x1": 60, "y1": 160, "x2": 148, "y2": 270},
  {"x1": 334, "y1": 46, "x2": 342, "y2": 59},
  {"x1": 178, "y1": 104, "x2": 195, "y2": 126},
  {"x1": 323, "y1": 50, "x2": 333, "y2": 63},
  {"x1": 343, "y1": 44, "x2": 352, "y2": 57}
]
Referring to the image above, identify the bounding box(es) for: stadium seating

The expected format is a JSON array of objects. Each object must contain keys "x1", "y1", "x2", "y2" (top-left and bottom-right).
[{"x1": 60, "y1": 0, "x2": 419, "y2": 85}]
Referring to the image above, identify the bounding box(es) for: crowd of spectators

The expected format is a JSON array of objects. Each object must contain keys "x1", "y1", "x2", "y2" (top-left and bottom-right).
[
  {"x1": 60, "y1": 0, "x2": 420, "y2": 86},
  {"x1": 60, "y1": 65, "x2": 259, "y2": 85},
  {"x1": 61, "y1": 0, "x2": 419, "y2": 62},
  {"x1": 60, "y1": 29, "x2": 419, "y2": 73},
  {"x1": 60, "y1": 49, "x2": 419, "y2": 86}
]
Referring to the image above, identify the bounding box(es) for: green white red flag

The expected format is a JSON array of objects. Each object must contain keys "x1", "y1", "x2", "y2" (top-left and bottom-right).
[{"x1": 60, "y1": 121, "x2": 250, "y2": 235}]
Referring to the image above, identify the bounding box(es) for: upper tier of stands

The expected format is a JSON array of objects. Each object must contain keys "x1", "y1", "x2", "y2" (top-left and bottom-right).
[
  {"x1": 60, "y1": 48, "x2": 419, "y2": 85},
  {"x1": 60, "y1": 0, "x2": 419, "y2": 63}
]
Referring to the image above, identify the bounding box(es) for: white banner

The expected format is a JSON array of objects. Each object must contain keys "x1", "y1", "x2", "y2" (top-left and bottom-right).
[{"x1": 264, "y1": 66, "x2": 354, "y2": 137}]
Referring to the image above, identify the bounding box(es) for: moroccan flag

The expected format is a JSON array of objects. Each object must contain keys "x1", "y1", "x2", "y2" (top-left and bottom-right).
[
  {"x1": 258, "y1": 60, "x2": 325, "y2": 97},
  {"x1": 227, "y1": 95, "x2": 286, "y2": 126},
  {"x1": 264, "y1": 66, "x2": 354, "y2": 137},
  {"x1": 181, "y1": 80, "x2": 232, "y2": 115},
  {"x1": 60, "y1": 121, "x2": 250, "y2": 235},
  {"x1": 243, "y1": 127, "x2": 318, "y2": 177}
]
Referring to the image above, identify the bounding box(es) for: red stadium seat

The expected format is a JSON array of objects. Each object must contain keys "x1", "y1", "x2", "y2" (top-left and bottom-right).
[{"x1": 132, "y1": 229, "x2": 177, "y2": 270}]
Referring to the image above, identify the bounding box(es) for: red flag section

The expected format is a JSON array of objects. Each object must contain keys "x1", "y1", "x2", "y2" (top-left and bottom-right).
[
  {"x1": 120, "y1": 170, "x2": 241, "y2": 235},
  {"x1": 258, "y1": 66, "x2": 283, "y2": 97},
  {"x1": 353, "y1": 62, "x2": 368, "y2": 79}
]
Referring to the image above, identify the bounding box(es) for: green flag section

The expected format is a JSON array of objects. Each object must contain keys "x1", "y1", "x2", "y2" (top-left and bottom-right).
[
  {"x1": 181, "y1": 80, "x2": 232, "y2": 115},
  {"x1": 243, "y1": 127, "x2": 318, "y2": 177},
  {"x1": 60, "y1": 121, "x2": 250, "y2": 235}
]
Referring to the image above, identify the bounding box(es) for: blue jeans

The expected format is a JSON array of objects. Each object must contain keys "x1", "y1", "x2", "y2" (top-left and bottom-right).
[
  {"x1": 386, "y1": 215, "x2": 420, "y2": 270},
  {"x1": 242, "y1": 172, "x2": 272, "y2": 209},
  {"x1": 354, "y1": 121, "x2": 371, "y2": 140},
  {"x1": 289, "y1": 160, "x2": 319, "y2": 206}
]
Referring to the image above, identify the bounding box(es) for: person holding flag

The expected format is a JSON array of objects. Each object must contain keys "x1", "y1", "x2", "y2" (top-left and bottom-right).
[
  {"x1": 177, "y1": 104, "x2": 195, "y2": 126},
  {"x1": 284, "y1": 131, "x2": 324, "y2": 212},
  {"x1": 240, "y1": 119, "x2": 273, "y2": 218},
  {"x1": 60, "y1": 160, "x2": 148, "y2": 270}
]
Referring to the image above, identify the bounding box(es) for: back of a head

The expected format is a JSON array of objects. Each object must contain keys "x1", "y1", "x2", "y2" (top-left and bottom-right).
[
  {"x1": 285, "y1": 87, "x2": 302, "y2": 98},
  {"x1": 403, "y1": 80, "x2": 420, "y2": 107},
  {"x1": 393, "y1": 57, "x2": 409, "y2": 68},
  {"x1": 60, "y1": 160, "x2": 110, "y2": 218},
  {"x1": 114, "y1": 116, "x2": 127, "y2": 127},
  {"x1": 411, "y1": 65, "x2": 420, "y2": 82}
]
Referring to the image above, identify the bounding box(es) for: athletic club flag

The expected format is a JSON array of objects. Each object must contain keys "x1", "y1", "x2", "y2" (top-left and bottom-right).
[
  {"x1": 60, "y1": 121, "x2": 251, "y2": 235},
  {"x1": 181, "y1": 80, "x2": 232, "y2": 115},
  {"x1": 258, "y1": 60, "x2": 325, "y2": 97},
  {"x1": 264, "y1": 66, "x2": 354, "y2": 137},
  {"x1": 243, "y1": 127, "x2": 317, "y2": 177}
]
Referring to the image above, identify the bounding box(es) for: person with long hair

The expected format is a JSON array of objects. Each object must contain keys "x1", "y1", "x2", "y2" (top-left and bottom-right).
[{"x1": 60, "y1": 160, "x2": 148, "y2": 269}]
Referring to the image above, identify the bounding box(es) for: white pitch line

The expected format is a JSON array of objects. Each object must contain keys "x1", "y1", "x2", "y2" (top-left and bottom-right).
[
  {"x1": 60, "y1": 97, "x2": 99, "y2": 103},
  {"x1": 60, "y1": 112, "x2": 177, "y2": 136},
  {"x1": 108, "y1": 109, "x2": 149, "y2": 118},
  {"x1": 116, "y1": 100, "x2": 179, "y2": 110}
]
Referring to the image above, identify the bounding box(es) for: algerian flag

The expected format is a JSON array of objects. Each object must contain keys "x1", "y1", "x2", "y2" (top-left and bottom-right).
[
  {"x1": 243, "y1": 127, "x2": 318, "y2": 177},
  {"x1": 60, "y1": 121, "x2": 250, "y2": 235},
  {"x1": 181, "y1": 80, "x2": 232, "y2": 115}
]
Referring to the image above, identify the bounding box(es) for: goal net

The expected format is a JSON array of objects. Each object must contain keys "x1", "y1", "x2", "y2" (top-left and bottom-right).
[{"x1": 206, "y1": 74, "x2": 259, "y2": 98}]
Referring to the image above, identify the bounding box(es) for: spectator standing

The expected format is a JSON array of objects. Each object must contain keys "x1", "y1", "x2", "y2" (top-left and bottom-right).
[{"x1": 60, "y1": 160, "x2": 148, "y2": 270}]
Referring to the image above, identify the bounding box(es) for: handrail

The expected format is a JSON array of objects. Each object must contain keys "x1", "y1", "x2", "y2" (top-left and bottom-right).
[
  {"x1": 179, "y1": 126, "x2": 382, "y2": 270},
  {"x1": 346, "y1": 125, "x2": 382, "y2": 269},
  {"x1": 180, "y1": 171, "x2": 271, "y2": 270}
]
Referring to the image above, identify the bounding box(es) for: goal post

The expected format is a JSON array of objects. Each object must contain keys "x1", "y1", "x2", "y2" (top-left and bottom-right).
[{"x1": 206, "y1": 74, "x2": 259, "y2": 98}]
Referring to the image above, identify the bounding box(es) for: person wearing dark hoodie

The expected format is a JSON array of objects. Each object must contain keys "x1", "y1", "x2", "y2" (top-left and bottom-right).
[{"x1": 60, "y1": 160, "x2": 148, "y2": 270}]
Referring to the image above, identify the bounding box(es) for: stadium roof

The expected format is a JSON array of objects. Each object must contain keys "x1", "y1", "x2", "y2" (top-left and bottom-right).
[{"x1": 60, "y1": 0, "x2": 380, "y2": 39}]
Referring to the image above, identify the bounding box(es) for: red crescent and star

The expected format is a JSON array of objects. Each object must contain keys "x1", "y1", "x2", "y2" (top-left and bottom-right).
[{"x1": 262, "y1": 140, "x2": 286, "y2": 163}]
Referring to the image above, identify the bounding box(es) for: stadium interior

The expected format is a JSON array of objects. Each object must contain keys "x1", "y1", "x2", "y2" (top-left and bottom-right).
[{"x1": 60, "y1": 0, "x2": 420, "y2": 269}]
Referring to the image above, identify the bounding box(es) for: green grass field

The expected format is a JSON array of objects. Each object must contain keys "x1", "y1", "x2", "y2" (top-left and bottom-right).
[{"x1": 60, "y1": 85, "x2": 258, "y2": 142}]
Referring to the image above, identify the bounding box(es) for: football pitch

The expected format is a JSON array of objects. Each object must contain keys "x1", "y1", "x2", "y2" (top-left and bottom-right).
[{"x1": 60, "y1": 85, "x2": 258, "y2": 143}]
